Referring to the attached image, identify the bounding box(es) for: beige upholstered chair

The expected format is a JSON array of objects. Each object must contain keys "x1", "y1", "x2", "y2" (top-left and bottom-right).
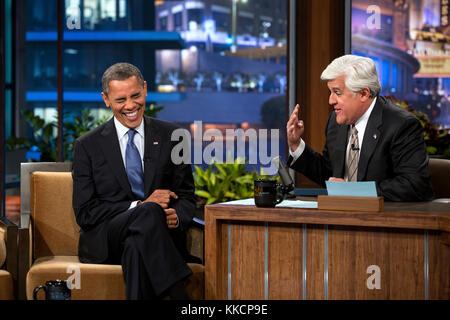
[
  {"x1": 0, "y1": 218, "x2": 17, "y2": 300},
  {"x1": 428, "y1": 158, "x2": 450, "y2": 201},
  {"x1": 19, "y1": 163, "x2": 204, "y2": 300}
]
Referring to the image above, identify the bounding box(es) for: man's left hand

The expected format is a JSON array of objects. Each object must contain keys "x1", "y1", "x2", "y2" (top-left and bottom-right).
[{"x1": 164, "y1": 208, "x2": 178, "y2": 229}]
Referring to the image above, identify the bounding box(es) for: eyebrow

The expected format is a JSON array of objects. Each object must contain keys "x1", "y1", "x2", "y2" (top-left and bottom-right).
[
  {"x1": 328, "y1": 86, "x2": 341, "y2": 93},
  {"x1": 114, "y1": 91, "x2": 142, "y2": 102}
]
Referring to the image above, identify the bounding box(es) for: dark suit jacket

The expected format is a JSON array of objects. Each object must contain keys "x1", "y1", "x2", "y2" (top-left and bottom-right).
[
  {"x1": 288, "y1": 96, "x2": 434, "y2": 201},
  {"x1": 72, "y1": 116, "x2": 196, "y2": 263}
]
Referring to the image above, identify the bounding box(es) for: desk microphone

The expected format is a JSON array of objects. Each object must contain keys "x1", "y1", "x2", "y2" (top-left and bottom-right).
[
  {"x1": 271, "y1": 156, "x2": 295, "y2": 198},
  {"x1": 351, "y1": 144, "x2": 360, "y2": 151}
]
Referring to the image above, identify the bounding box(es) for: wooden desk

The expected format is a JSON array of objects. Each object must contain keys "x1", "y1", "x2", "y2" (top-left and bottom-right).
[{"x1": 205, "y1": 199, "x2": 450, "y2": 300}]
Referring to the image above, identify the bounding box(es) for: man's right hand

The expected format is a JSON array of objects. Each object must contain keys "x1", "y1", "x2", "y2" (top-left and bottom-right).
[
  {"x1": 143, "y1": 189, "x2": 178, "y2": 209},
  {"x1": 287, "y1": 104, "x2": 305, "y2": 152}
]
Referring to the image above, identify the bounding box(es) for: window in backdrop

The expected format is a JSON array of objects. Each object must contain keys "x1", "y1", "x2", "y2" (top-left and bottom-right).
[
  {"x1": 20, "y1": 0, "x2": 287, "y2": 174},
  {"x1": 154, "y1": 0, "x2": 287, "y2": 173},
  {"x1": 352, "y1": 0, "x2": 450, "y2": 131}
]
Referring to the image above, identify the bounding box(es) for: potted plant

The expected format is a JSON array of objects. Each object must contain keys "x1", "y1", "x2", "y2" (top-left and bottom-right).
[{"x1": 193, "y1": 158, "x2": 278, "y2": 220}]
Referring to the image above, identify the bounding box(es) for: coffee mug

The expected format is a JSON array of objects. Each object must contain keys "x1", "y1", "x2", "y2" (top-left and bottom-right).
[
  {"x1": 33, "y1": 280, "x2": 71, "y2": 300},
  {"x1": 254, "y1": 179, "x2": 284, "y2": 207}
]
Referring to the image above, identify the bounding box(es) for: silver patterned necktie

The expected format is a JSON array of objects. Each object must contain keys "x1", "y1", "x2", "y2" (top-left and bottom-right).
[{"x1": 347, "y1": 125, "x2": 359, "y2": 182}]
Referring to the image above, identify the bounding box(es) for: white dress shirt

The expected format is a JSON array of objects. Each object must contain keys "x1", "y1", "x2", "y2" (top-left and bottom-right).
[
  {"x1": 289, "y1": 97, "x2": 377, "y2": 181},
  {"x1": 114, "y1": 117, "x2": 145, "y2": 209},
  {"x1": 113, "y1": 117, "x2": 180, "y2": 227}
]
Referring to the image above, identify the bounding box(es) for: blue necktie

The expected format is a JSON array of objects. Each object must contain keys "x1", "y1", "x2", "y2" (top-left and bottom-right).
[{"x1": 126, "y1": 129, "x2": 145, "y2": 199}]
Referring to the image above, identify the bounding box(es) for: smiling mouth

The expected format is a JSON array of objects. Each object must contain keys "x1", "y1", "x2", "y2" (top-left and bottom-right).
[
  {"x1": 124, "y1": 111, "x2": 138, "y2": 118},
  {"x1": 123, "y1": 106, "x2": 143, "y2": 118}
]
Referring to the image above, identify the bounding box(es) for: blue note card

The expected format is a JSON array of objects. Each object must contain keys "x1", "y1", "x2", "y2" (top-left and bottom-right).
[{"x1": 325, "y1": 181, "x2": 378, "y2": 197}]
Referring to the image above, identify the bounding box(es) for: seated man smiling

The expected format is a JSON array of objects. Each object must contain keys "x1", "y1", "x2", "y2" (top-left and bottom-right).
[{"x1": 72, "y1": 62, "x2": 196, "y2": 299}]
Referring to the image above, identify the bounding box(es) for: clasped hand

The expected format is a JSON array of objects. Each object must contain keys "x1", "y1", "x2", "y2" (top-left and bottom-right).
[{"x1": 141, "y1": 189, "x2": 179, "y2": 229}]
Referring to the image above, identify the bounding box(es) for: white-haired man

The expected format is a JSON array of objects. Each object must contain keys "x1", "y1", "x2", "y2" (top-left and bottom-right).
[{"x1": 287, "y1": 54, "x2": 434, "y2": 201}]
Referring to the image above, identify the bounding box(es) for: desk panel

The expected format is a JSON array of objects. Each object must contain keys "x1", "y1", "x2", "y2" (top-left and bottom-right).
[
  {"x1": 268, "y1": 223, "x2": 303, "y2": 300},
  {"x1": 205, "y1": 203, "x2": 450, "y2": 300},
  {"x1": 305, "y1": 224, "x2": 326, "y2": 300},
  {"x1": 230, "y1": 222, "x2": 265, "y2": 300},
  {"x1": 327, "y1": 226, "x2": 425, "y2": 299}
]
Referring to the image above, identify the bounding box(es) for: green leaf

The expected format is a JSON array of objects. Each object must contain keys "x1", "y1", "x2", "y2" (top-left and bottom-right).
[
  {"x1": 224, "y1": 191, "x2": 236, "y2": 198},
  {"x1": 210, "y1": 172, "x2": 216, "y2": 186},
  {"x1": 195, "y1": 190, "x2": 211, "y2": 199},
  {"x1": 206, "y1": 197, "x2": 217, "y2": 205},
  {"x1": 216, "y1": 164, "x2": 227, "y2": 177},
  {"x1": 427, "y1": 146, "x2": 437, "y2": 155}
]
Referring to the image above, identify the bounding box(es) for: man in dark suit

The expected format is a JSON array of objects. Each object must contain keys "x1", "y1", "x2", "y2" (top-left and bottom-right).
[
  {"x1": 287, "y1": 55, "x2": 434, "y2": 201},
  {"x1": 72, "y1": 62, "x2": 196, "y2": 299}
]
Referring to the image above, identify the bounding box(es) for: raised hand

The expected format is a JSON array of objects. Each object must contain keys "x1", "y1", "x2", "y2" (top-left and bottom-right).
[{"x1": 287, "y1": 104, "x2": 305, "y2": 152}]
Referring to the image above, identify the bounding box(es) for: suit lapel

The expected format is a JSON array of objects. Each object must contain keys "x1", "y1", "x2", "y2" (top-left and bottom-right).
[
  {"x1": 99, "y1": 118, "x2": 134, "y2": 199},
  {"x1": 144, "y1": 117, "x2": 162, "y2": 197},
  {"x1": 358, "y1": 97, "x2": 383, "y2": 180}
]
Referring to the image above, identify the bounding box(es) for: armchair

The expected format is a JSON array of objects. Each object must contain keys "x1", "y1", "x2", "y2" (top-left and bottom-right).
[
  {"x1": 0, "y1": 217, "x2": 17, "y2": 300},
  {"x1": 18, "y1": 162, "x2": 204, "y2": 300}
]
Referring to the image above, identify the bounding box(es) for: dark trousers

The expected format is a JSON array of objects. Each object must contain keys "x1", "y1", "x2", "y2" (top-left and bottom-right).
[{"x1": 105, "y1": 202, "x2": 192, "y2": 299}]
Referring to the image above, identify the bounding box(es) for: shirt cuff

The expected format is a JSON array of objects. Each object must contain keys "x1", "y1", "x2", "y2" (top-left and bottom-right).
[
  {"x1": 129, "y1": 200, "x2": 140, "y2": 210},
  {"x1": 289, "y1": 139, "x2": 306, "y2": 165}
]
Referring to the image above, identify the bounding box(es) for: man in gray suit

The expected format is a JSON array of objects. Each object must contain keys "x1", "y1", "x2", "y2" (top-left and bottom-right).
[{"x1": 287, "y1": 55, "x2": 434, "y2": 201}]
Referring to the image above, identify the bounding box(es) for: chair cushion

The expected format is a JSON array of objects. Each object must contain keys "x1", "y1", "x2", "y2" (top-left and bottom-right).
[
  {"x1": 27, "y1": 256, "x2": 126, "y2": 300},
  {"x1": 27, "y1": 256, "x2": 204, "y2": 300},
  {"x1": 0, "y1": 270, "x2": 14, "y2": 300}
]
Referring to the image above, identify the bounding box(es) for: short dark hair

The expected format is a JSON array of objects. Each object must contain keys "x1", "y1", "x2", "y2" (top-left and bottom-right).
[{"x1": 102, "y1": 62, "x2": 144, "y2": 95}]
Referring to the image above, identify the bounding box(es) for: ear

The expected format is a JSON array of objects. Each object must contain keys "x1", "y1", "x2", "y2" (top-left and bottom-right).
[
  {"x1": 101, "y1": 92, "x2": 110, "y2": 108},
  {"x1": 143, "y1": 81, "x2": 148, "y2": 97},
  {"x1": 359, "y1": 87, "x2": 371, "y2": 102}
]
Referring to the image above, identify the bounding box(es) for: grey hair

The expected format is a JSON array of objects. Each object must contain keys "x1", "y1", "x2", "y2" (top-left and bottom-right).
[
  {"x1": 320, "y1": 55, "x2": 381, "y2": 98},
  {"x1": 102, "y1": 62, "x2": 144, "y2": 95}
]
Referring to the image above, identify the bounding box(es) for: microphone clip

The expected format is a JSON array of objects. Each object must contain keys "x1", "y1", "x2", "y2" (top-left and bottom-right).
[{"x1": 279, "y1": 183, "x2": 295, "y2": 198}]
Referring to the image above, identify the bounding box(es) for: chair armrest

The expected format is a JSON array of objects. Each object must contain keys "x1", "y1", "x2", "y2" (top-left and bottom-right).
[
  {"x1": 0, "y1": 218, "x2": 18, "y2": 300},
  {"x1": 0, "y1": 218, "x2": 18, "y2": 278},
  {"x1": 17, "y1": 214, "x2": 31, "y2": 300}
]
